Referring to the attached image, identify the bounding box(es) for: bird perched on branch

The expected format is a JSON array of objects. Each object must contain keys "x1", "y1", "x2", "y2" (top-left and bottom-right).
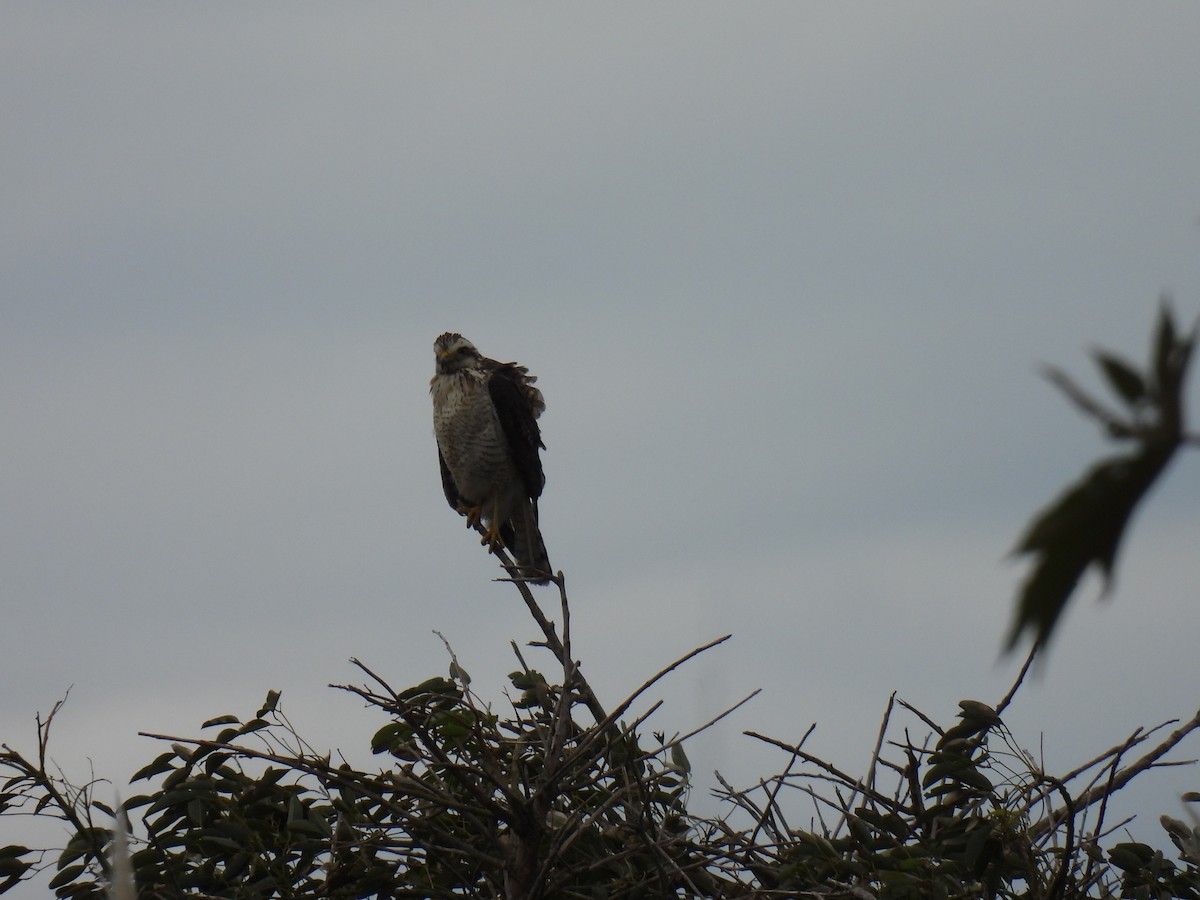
[{"x1": 430, "y1": 333, "x2": 552, "y2": 583}]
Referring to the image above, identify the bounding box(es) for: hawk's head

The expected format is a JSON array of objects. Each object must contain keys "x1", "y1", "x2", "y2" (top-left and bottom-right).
[{"x1": 434, "y1": 332, "x2": 481, "y2": 375}]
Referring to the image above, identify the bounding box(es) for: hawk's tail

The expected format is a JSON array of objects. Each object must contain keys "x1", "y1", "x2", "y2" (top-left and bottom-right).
[{"x1": 504, "y1": 500, "x2": 551, "y2": 585}]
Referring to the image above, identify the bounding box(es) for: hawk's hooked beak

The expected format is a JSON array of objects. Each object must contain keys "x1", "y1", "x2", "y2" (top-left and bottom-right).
[{"x1": 434, "y1": 346, "x2": 456, "y2": 374}]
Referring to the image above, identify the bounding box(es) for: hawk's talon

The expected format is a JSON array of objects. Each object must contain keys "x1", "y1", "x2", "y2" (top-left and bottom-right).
[
  {"x1": 480, "y1": 522, "x2": 505, "y2": 553},
  {"x1": 457, "y1": 503, "x2": 483, "y2": 530}
]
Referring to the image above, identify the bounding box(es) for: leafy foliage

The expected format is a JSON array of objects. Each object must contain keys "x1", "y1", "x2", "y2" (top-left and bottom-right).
[
  {"x1": 1007, "y1": 301, "x2": 1198, "y2": 651},
  {"x1": 5, "y1": 654, "x2": 1200, "y2": 898},
  {"x1": 4, "y1": 651, "x2": 705, "y2": 899}
]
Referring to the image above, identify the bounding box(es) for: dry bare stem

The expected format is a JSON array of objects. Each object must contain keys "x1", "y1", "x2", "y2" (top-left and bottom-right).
[
  {"x1": 744, "y1": 730, "x2": 905, "y2": 815},
  {"x1": 1029, "y1": 705, "x2": 1200, "y2": 841}
]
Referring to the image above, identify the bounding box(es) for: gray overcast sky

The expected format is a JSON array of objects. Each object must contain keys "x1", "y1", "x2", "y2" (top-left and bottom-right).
[{"x1": 3, "y1": 2, "x2": 1200, "y2": 886}]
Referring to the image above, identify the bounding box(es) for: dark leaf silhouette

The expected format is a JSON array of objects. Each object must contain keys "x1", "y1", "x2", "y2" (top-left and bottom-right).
[
  {"x1": 1007, "y1": 302, "x2": 1196, "y2": 651},
  {"x1": 1093, "y1": 350, "x2": 1147, "y2": 407}
]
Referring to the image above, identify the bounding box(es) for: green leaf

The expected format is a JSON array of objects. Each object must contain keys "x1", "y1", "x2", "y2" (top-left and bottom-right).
[
  {"x1": 954, "y1": 766, "x2": 994, "y2": 793},
  {"x1": 285, "y1": 818, "x2": 329, "y2": 838},
  {"x1": 0, "y1": 857, "x2": 31, "y2": 878},
  {"x1": 121, "y1": 794, "x2": 155, "y2": 810},
  {"x1": 130, "y1": 752, "x2": 177, "y2": 783},
  {"x1": 201, "y1": 714, "x2": 240, "y2": 729},
  {"x1": 147, "y1": 787, "x2": 203, "y2": 814},
  {"x1": 1094, "y1": 350, "x2": 1147, "y2": 406},
  {"x1": 236, "y1": 718, "x2": 269, "y2": 737},
  {"x1": 1010, "y1": 306, "x2": 1198, "y2": 652},
  {"x1": 846, "y1": 815, "x2": 874, "y2": 846},
  {"x1": 669, "y1": 742, "x2": 691, "y2": 776},
  {"x1": 48, "y1": 864, "x2": 86, "y2": 889},
  {"x1": 222, "y1": 851, "x2": 252, "y2": 881},
  {"x1": 957, "y1": 700, "x2": 1002, "y2": 725},
  {"x1": 370, "y1": 722, "x2": 413, "y2": 754},
  {"x1": 448, "y1": 661, "x2": 471, "y2": 686},
  {"x1": 198, "y1": 834, "x2": 243, "y2": 852},
  {"x1": 399, "y1": 677, "x2": 458, "y2": 700},
  {"x1": 509, "y1": 670, "x2": 546, "y2": 691},
  {"x1": 214, "y1": 819, "x2": 252, "y2": 844},
  {"x1": 203, "y1": 751, "x2": 231, "y2": 776},
  {"x1": 855, "y1": 806, "x2": 908, "y2": 840},
  {"x1": 287, "y1": 792, "x2": 305, "y2": 821},
  {"x1": 1154, "y1": 301, "x2": 1178, "y2": 396},
  {"x1": 90, "y1": 799, "x2": 114, "y2": 818},
  {"x1": 1110, "y1": 841, "x2": 1156, "y2": 871},
  {"x1": 961, "y1": 818, "x2": 997, "y2": 870},
  {"x1": 1007, "y1": 446, "x2": 1177, "y2": 650},
  {"x1": 939, "y1": 721, "x2": 988, "y2": 744},
  {"x1": 922, "y1": 759, "x2": 968, "y2": 788},
  {"x1": 58, "y1": 828, "x2": 108, "y2": 868},
  {"x1": 257, "y1": 690, "x2": 281, "y2": 717},
  {"x1": 433, "y1": 710, "x2": 472, "y2": 738}
]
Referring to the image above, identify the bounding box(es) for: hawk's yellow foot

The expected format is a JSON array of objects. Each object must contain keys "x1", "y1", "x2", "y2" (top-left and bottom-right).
[
  {"x1": 480, "y1": 521, "x2": 505, "y2": 553},
  {"x1": 457, "y1": 503, "x2": 483, "y2": 530}
]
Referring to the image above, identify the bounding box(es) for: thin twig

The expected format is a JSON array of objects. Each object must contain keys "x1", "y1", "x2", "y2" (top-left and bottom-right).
[
  {"x1": 569, "y1": 636, "x2": 734, "y2": 766},
  {"x1": 748, "y1": 722, "x2": 816, "y2": 846},
  {"x1": 640, "y1": 690, "x2": 762, "y2": 763},
  {"x1": 996, "y1": 644, "x2": 1038, "y2": 716},
  {"x1": 744, "y1": 730, "x2": 903, "y2": 813},
  {"x1": 1029, "y1": 705, "x2": 1200, "y2": 840}
]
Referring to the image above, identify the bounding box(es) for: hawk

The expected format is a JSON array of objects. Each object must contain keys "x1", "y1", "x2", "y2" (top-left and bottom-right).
[{"x1": 430, "y1": 333, "x2": 552, "y2": 584}]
